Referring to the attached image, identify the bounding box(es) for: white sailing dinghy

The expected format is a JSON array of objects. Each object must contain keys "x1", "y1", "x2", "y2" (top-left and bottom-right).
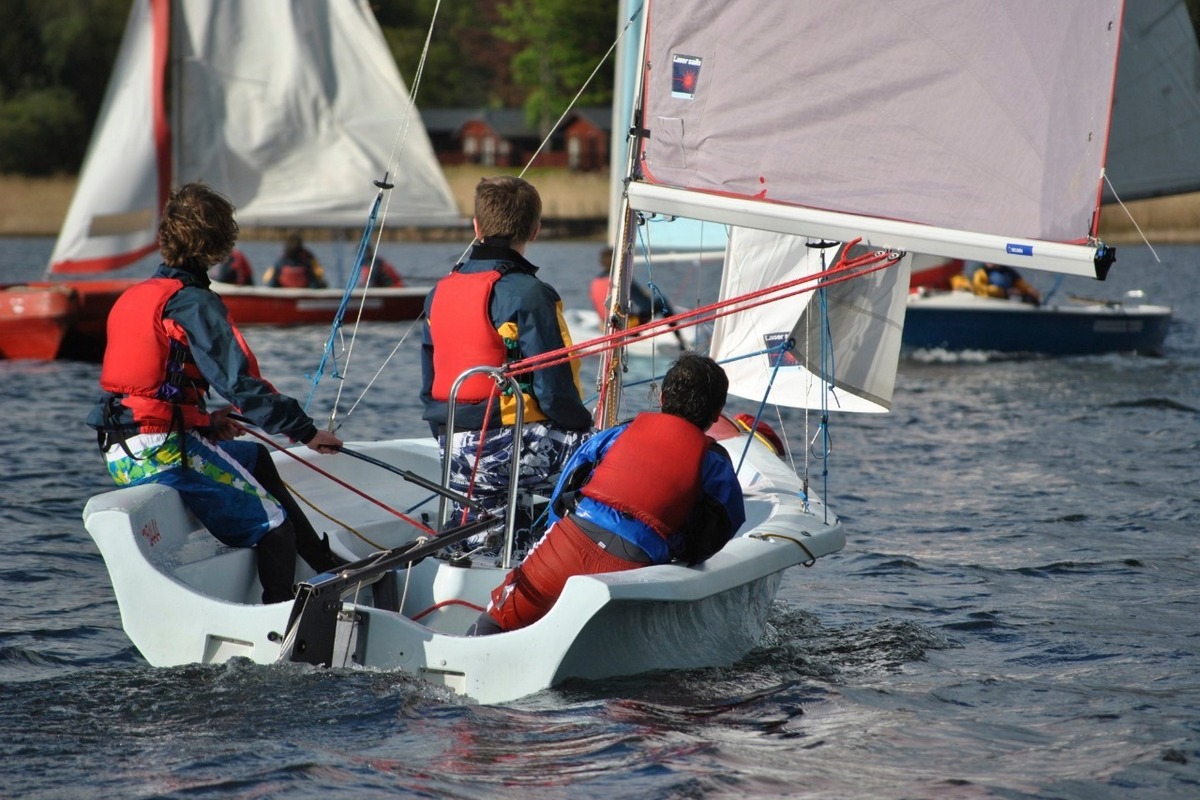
[{"x1": 85, "y1": 0, "x2": 1128, "y2": 704}]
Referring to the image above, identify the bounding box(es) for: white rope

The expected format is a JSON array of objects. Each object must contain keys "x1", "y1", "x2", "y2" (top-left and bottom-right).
[
  {"x1": 324, "y1": 2, "x2": 446, "y2": 430},
  {"x1": 1103, "y1": 171, "x2": 1161, "y2": 263}
]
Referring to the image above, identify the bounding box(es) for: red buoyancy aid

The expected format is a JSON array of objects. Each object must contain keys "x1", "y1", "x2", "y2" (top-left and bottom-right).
[
  {"x1": 589, "y1": 276, "x2": 608, "y2": 319},
  {"x1": 275, "y1": 263, "x2": 312, "y2": 288},
  {"x1": 581, "y1": 413, "x2": 711, "y2": 538},
  {"x1": 100, "y1": 277, "x2": 212, "y2": 433},
  {"x1": 429, "y1": 269, "x2": 509, "y2": 402}
]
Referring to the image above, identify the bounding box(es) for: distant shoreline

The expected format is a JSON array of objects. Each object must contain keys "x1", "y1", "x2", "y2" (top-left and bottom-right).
[
  {"x1": 0, "y1": 166, "x2": 612, "y2": 242},
  {"x1": 2, "y1": 169, "x2": 1197, "y2": 245}
]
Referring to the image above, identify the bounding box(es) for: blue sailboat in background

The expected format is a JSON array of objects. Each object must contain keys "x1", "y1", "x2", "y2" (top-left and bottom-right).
[{"x1": 902, "y1": 0, "x2": 1191, "y2": 357}]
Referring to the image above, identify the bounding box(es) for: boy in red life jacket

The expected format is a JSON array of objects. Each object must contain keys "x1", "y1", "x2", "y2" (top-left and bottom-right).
[
  {"x1": 264, "y1": 231, "x2": 328, "y2": 288},
  {"x1": 87, "y1": 183, "x2": 346, "y2": 604},
  {"x1": 419, "y1": 176, "x2": 593, "y2": 557},
  {"x1": 470, "y1": 353, "x2": 746, "y2": 635}
]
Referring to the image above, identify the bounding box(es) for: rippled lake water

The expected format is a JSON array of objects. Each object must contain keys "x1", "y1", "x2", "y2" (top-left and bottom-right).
[{"x1": 1, "y1": 236, "x2": 1197, "y2": 798}]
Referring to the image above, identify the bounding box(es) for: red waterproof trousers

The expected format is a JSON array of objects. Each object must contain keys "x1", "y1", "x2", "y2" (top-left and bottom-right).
[{"x1": 485, "y1": 515, "x2": 644, "y2": 631}]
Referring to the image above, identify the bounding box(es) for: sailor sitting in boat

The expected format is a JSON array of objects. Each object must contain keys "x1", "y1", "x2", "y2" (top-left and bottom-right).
[
  {"x1": 208, "y1": 248, "x2": 254, "y2": 285},
  {"x1": 356, "y1": 245, "x2": 404, "y2": 288},
  {"x1": 419, "y1": 176, "x2": 593, "y2": 556},
  {"x1": 469, "y1": 354, "x2": 746, "y2": 635},
  {"x1": 590, "y1": 245, "x2": 674, "y2": 327},
  {"x1": 87, "y1": 183, "x2": 346, "y2": 605},
  {"x1": 263, "y1": 231, "x2": 328, "y2": 289},
  {"x1": 968, "y1": 262, "x2": 1041, "y2": 305}
]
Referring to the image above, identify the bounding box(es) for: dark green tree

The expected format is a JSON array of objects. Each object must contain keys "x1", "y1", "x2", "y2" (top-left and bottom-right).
[
  {"x1": 372, "y1": 0, "x2": 519, "y2": 108},
  {"x1": 0, "y1": 0, "x2": 129, "y2": 174},
  {"x1": 0, "y1": 0, "x2": 620, "y2": 174},
  {"x1": 497, "y1": 0, "x2": 618, "y2": 134}
]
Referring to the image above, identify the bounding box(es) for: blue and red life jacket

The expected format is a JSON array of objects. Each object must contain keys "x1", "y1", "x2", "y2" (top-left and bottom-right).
[
  {"x1": 581, "y1": 413, "x2": 710, "y2": 538},
  {"x1": 100, "y1": 277, "x2": 260, "y2": 433}
]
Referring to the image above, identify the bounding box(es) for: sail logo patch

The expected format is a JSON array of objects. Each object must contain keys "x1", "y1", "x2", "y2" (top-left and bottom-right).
[
  {"x1": 672, "y1": 54, "x2": 702, "y2": 99},
  {"x1": 764, "y1": 333, "x2": 800, "y2": 367}
]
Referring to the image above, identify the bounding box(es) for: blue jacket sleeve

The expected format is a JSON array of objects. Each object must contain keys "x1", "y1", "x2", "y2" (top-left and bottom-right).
[
  {"x1": 700, "y1": 447, "x2": 747, "y2": 535},
  {"x1": 510, "y1": 277, "x2": 593, "y2": 431},
  {"x1": 545, "y1": 425, "x2": 622, "y2": 525},
  {"x1": 165, "y1": 287, "x2": 317, "y2": 444}
]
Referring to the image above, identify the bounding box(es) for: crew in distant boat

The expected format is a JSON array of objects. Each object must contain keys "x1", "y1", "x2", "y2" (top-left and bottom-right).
[
  {"x1": 263, "y1": 232, "x2": 327, "y2": 288},
  {"x1": 87, "y1": 183, "x2": 346, "y2": 605},
  {"x1": 469, "y1": 353, "x2": 746, "y2": 635},
  {"x1": 968, "y1": 262, "x2": 1041, "y2": 305},
  {"x1": 357, "y1": 245, "x2": 404, "y2": 288},
  {"x1": 589, "y1": 246, "x2": 674, "y2": 326},
  {"x1": 420, "y1": 176, "x2": 593, "y2": 555},
  {"x1": 208, "y1": 248, "x2": 254, "y2": 285}
]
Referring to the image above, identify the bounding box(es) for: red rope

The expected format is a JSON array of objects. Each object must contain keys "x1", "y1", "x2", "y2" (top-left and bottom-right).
[
  {"x1": 232, "y1": 423, "x2": 435, "y2": 535},
  {"x1": 458, "y1": 381, "x2": 500, "y2": 525},
  {"x1": 410, "y1": 597, "x2": 487, "y2": 622},
  {"x1": 508, "y1": 239, "x2": 902, "y2": 376}
]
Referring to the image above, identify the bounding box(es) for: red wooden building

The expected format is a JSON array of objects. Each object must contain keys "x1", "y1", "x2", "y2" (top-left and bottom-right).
[{"x1": 421, "y1": 107, "x2": 610, "y2": 171}]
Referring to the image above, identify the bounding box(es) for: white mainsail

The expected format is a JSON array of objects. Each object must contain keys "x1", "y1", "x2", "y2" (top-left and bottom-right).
[
  {"x1": 625, "y1": 0, "x2": 1124, "y2": 278},
  {"x1": 49, "y1": 0, "x2": 459, "y2": 275}
]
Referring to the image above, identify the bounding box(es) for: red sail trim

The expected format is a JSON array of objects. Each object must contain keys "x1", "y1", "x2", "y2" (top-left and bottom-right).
[
  {"x1": 151, "y1": 0, "x2": 172, "y2": 217},
  {"x1": 48, "y1": 243, "x2": 160, "y2": 276}
]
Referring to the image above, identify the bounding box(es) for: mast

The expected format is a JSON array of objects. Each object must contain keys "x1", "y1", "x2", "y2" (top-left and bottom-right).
[{"x1": 594, "y1": 2, "x2": 650, "y2": 430}]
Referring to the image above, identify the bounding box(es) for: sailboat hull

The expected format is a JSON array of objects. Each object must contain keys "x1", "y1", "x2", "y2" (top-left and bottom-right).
[
  {"x1": 0, "y1": 283, "x2": 79, "y2": 360},
  {"x1": 903, "y1": 291, "x2": 1172, "y2": 356},
  {"x1": 82, "y1": 432, "x2": 844, "y2": 704},
  {"x1": 210, "y1": 282, "x2": 427, "y2": 326},
  {"x1": 21, "y1": 278, "x2": 431, "y2": 362}
]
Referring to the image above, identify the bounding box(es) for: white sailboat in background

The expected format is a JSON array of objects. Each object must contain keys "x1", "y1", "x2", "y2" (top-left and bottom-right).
[
  {"x1": 49, "y1": 0, "x2": 459, "y2": 276},
  {"x1": 10, "y1": 0, "x2": 461, "y2": 362},
  {"x1": 84, "y1": 0, "x2": 1130, "y2": 704}
]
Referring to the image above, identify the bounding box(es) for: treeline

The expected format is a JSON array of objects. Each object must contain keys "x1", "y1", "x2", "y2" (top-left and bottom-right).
[{"x1": 0, "y1": 0, "x2": 617, "y2": 176}]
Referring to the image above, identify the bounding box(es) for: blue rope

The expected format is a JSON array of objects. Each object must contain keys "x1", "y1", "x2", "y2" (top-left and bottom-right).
[
  {"x1": 303, "y1": 190, "x2": 384, "y2": 412},
  {"x1": 813, "y1": 284, "x2": 833, "y2": 522},
  {"x1": 734, "y1": 337, "x2": 792, "y2": 476},
  {"x1": 1042, "y1": 274, "x2": 1065, "y2": 305}
]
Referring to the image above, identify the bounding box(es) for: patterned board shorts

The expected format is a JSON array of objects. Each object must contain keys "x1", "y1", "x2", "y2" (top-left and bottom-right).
[
  {"x1": 440, "y1": 421, "x2": 590, "y2": 558},
  {"x1": 103, "y1": 431, "x2": 284, "y2": 548}
]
